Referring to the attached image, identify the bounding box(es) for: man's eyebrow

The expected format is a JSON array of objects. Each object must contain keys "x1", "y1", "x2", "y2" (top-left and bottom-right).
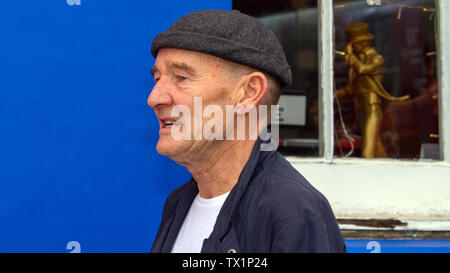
[
  {"x1": 170, "y1": 62, "x2": 197, "y2": 75},
  {"x1": 150, "y1": 62, "x2": 198, "y2": 77}
]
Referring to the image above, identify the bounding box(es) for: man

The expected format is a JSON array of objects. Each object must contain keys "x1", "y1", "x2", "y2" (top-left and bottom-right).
[
  {"x1": 148, "y1": 9, "x2": 345, "y2": 253},
  {"x1": 335, "y1": 22, "x2": 409, "y2": 158}
]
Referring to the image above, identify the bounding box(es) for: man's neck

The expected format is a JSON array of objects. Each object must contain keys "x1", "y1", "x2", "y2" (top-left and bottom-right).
[{"x1": 183, "y1": 140, "x2": 256, "y2": 199}]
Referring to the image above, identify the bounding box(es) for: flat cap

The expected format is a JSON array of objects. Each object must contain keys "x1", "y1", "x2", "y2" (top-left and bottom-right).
[{"x1": 151, "y1": 9, "x2": 292, "y2": 88}]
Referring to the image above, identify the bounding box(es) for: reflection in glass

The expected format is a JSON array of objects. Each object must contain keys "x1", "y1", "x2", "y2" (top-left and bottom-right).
[
  {"x1": 234, "y1": 0, "x2": 319, "y2": 156},
  {"x1": 333, "y1": 0, "x2": 439, "y2": 160}
]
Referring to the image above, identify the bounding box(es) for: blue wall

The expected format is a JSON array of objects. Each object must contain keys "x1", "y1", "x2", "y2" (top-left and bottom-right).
[{"x1": 0, "y1": 0, "x2": 230, "y2": 253}]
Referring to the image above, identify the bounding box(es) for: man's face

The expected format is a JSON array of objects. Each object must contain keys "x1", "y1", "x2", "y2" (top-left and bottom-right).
[
  {"x1": 148, "y1": 48, "x2": 237, "y2": 160},
  {"x1": 352, "y1": 41, "x2": 370, "y2": 55}
]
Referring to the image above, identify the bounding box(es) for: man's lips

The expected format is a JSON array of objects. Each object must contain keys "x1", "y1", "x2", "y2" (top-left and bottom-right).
[{"x1": 159, "y1": 117, "x2": 183, "y2": 129}]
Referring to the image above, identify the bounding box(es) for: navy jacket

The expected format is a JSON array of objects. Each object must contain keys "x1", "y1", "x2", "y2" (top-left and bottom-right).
[{"x1": 151, "y1": 138, "x2": 346, "y2": 253}]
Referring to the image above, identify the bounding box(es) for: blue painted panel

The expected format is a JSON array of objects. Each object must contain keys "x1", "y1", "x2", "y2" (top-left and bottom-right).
[
  {"x1": 345, "y1": 239, "x2": 450, "y2": 253},
  {"x1": 0, "y1": 0, "x2": 230, "y2": 253}
]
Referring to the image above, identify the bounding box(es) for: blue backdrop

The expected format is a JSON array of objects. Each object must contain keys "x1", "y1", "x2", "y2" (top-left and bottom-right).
[{"x1": 0, "y1": 0, "x2": 230, "y2": 253}]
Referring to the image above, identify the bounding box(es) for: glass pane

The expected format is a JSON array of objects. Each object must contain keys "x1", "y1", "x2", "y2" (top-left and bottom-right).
[
  {"x1": 233, "y1": 0, "x2": 319, "y2": 157},
  {"x1": 333, "y1": 0, "x2": 439, "y2": 160}
]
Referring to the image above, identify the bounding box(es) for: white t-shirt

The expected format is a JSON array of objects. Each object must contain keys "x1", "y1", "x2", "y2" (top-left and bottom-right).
[{"x1": 171, "y1": 191, "x2": 230, "y2": 253}]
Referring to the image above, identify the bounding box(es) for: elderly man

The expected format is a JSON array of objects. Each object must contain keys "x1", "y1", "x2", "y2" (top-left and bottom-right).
[{"x1": 148, "y1": 9, "x2": 345, "y2": 253}]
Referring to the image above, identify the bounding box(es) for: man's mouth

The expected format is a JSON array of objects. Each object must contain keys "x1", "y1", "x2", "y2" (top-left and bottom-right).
[{"x1": 161, "y1": 118, "x2": 183, "y2": 128}]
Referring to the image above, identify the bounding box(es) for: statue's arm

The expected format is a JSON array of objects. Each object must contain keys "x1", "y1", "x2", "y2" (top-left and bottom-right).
[{"x1": 348, "y1": 53, "x2": 384, "y2": 75}]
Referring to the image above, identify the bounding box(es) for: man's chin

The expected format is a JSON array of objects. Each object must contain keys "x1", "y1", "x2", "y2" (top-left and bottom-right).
[
  {"x1": 155, "y1": 139, "x2": 185, "y2": 158},
  {"x1": 156, "y1": 143, "x2": 175, "y2": 157}
]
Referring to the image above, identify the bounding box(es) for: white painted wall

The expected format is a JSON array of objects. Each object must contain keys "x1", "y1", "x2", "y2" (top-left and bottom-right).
[{"x1": 288, "y1": 158, "x2": 450, "y2": 220}]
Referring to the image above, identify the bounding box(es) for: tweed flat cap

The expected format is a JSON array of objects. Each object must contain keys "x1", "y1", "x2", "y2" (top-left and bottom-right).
[{"x1": 151, "y1": 9, "x2": 292, "y2": 88}]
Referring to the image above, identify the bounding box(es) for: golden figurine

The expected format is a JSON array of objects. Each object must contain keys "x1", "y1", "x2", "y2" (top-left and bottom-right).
[{"x1": 335, "y1": 22, "x2": 409, "y2": 159}]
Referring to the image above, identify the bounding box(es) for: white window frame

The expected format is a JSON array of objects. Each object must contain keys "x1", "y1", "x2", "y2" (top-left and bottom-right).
[{"x1": 287, "y1": 0, "x2": 450, "y2": 221}]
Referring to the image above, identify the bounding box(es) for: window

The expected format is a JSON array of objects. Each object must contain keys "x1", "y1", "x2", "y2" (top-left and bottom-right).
[
  {"x1": 234, "y1": 0, "x2": 320, "y2": 157},
  {"x1": 334, "y1": 0, "x2": 439, "y2": 160},
  {"x1": 233, "y1": 0, "x2": 450, "y2": 222},
  {"x1": 234, "y1": 0, "x2": 440, "y2": 160}
]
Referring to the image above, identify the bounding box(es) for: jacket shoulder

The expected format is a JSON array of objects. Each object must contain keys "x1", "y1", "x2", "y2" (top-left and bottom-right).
[
  {"x1": 256, "y1": 152, "x2": 336, "y2": 222},
  {"x1": 251, "y1": 152, "x2": 345, "y2": 252}
]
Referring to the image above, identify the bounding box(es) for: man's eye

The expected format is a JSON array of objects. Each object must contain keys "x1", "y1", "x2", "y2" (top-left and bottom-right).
[{"x1": 176, "y1": 75, "x2": 188, "y2": 81}]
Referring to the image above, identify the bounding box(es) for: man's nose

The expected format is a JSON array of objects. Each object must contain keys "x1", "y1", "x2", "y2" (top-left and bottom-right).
[{"x1": 147, "y1": 80, "x2": 174, "y2": 109}]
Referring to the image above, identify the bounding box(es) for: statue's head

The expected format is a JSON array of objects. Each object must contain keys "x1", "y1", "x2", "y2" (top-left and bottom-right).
[{"x1": 344, "y1": 22, "x2": 374, "y2": 54}]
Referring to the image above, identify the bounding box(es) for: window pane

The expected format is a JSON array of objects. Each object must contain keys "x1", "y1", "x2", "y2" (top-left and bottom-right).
[
  {"x1": 333, "y1": 0, "x2": 439, "y2": 160},
  {"x1": 233, "y1": 0, "x2": 319, "y2": 157}
]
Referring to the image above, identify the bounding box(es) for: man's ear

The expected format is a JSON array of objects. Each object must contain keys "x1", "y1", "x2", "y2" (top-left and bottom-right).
[{"x1": 235, "y1": 72, "x2": 268, "y2": 114}]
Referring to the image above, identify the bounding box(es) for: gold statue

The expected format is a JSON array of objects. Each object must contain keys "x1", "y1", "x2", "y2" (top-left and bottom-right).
[{"x1": 335, "y1": 22, "x2": 409, "y2": 159}]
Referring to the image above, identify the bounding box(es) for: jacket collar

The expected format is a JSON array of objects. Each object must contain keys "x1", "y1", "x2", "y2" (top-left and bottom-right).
[
  {"x1": 208, "y1": 135, "x2": 272, "y2": 241},
  {"x1": 159, "y1": 179, "x2": 198, "y2": 253}
]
